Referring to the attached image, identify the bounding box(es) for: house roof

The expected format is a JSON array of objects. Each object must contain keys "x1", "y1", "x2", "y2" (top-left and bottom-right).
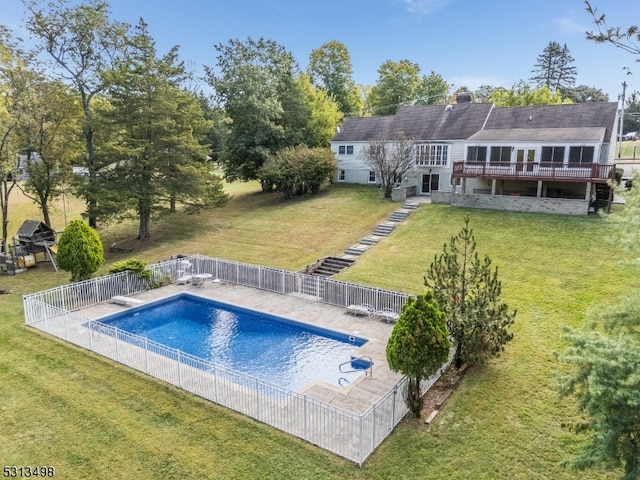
[
  {"x1": 331, "y1": 101, "x2": 618, "y2": 144},
  {"x1": 479, "y1": 102, "x2": 619, "y2": 140},
  {"x1": 332, "y1": 103, "x2": 494, "y2": 142},
  {"x1": 467, "y1": 127, "x2": 607, "y2": 143},
  {"x1": 332, "y1": 115, "x2": 394, "y2": 142}
]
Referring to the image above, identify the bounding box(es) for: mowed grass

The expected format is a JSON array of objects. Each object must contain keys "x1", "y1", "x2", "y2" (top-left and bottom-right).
[
  {"x1": 1, "y1": 183, "x2": 635, "y2": 479},
  {"x1": 619, "y1": 139, "x2": 640, "y2": 159}
]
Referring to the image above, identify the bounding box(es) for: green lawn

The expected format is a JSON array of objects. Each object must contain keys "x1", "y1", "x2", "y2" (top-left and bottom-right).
[
  {"x1": 619, "y1": 139, "x2": 640, "y2": 159},
  {"x1": 0, "y1": 183, "x2": 634, "y2": 479}
]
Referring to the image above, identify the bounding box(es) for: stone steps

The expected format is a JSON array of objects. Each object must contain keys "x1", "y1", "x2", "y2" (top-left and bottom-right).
[
  {"x1": 345, "y1": 244, "x2": 372, "y2": 256},
  {"x1": 360, "y1": 235, "x2": 382, "y2": 245},
  {"x1": 388, "y1": 209, "x2": 411, "y2": 222},
  {"x1": 303, "y1": 256, "x2": 354, "y2": 276},
  {"x1": 372, "y1": 222, "x2": 396, "y2": 236}
]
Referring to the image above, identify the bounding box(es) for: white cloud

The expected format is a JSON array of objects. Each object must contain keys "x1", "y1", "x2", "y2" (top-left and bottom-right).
[
  {"x1": 553, "y1": 16, "x2": 587, "y2": 34},
  {"x1": 398, "y1": 0, "x2": 450, "y2": 15}
]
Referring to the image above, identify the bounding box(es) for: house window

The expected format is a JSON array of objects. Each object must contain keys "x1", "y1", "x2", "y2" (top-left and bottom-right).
[
  {"x1": 490, "y1": 146, "x2": 511, "y2": 163},
  {"x1": 368, "y1": 171, "x2": 377, "y2": 183},
  {"x1": 338, "y1": 169, "x2": 345, "y2": 182},
  {"x1": 467, "y1": 146, "x2": 487, "y2": 162},
  {"x1": 339, "y1": 145, "x2": 354, "y2": 155},
  {"x1": 541, "y1": 146, "x2": 565, "y2": 164},
  {"x1": 415, "y1": 144, "x2": 449, "y2": 166},
  {"x1": 568, "y1": 146, "x2": 594, "y2": 164}
]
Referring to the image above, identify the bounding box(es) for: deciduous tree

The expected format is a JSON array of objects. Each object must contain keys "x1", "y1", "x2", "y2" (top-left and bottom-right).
[
  {"x1": 366, "y1": 59, "x2": 422, "y2": 115},
  {"x1": 19, "y1": 78, "x2": 83, "y2": 227},
  {"x1": 0, "y1": 27, "x2": 32, "y2": 252},
  {"x1": 386, "y1": 291, "x2": 450, "y2": 417},
  {"x1": 362, "y1": 133, "x2": 415, "y2": 199},
  {"x1": 488, "y1": 81, "x2": 571, "y2": 106},
  {"x1": 585, "y1": 1, "x2": 640, "y2": 60},
  {"x1": 563, "y1": 84, "x2": 609, "y2": 103},
  {"x1": 24, "y1": 0, "x2": 128, "y2": 229},
  {"x1": 206, "y1": 37, "x2": 309, "y2": 185},
  {"x1": 424, "y1": 214, "x2": 516, "y2": 367},
  {"x1": 415, "y1": 71, "x2": 450, "y2": 105},
  {"x1": 307, "y1": 40, "x2": 362, "y2": 115},
  {"x1": 297, "y1": 74, "x2": 342, "y2": 148}
]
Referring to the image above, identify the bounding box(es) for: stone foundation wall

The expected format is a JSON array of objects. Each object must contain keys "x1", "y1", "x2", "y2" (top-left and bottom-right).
[{"x1": 450, "y1": 193, "x2": 589, "y2": 215}]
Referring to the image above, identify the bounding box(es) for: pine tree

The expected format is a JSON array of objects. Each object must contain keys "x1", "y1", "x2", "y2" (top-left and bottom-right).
[
  {"x1": 530, "y1": 41, "x2": 577, "y2": 92},
  {"x1": 424, "y1": 214, "x2": 515, "y2": 367}
]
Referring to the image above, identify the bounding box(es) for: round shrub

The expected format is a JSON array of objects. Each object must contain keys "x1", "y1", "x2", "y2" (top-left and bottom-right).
[{"x1": 56, "y1": 220, "x2": 104, "y2": 282}]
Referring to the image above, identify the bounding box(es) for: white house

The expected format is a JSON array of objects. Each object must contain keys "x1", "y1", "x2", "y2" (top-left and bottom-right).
[{"x1": 331, "y1": 101, "x2": 619, "y2": 215}]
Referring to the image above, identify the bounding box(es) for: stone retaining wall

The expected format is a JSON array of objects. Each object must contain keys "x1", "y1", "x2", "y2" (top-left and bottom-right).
[{"x1": 450, "y1": 193, "x2": 589, "y2": 215}]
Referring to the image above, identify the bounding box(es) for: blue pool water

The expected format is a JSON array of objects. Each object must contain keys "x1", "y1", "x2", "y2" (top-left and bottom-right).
[{"x1": 95, "y1": 293, "x2": 369, "y2": 391}]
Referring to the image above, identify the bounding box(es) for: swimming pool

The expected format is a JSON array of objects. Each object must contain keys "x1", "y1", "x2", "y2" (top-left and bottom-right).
[{"x1": 93, "y1": 293, "x2": 369, "y2": 391}]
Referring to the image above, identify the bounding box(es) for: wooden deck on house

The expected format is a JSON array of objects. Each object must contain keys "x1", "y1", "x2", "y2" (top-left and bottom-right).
[{"x1": 452, "y1": 161, "x2": 616, "y2": 183}]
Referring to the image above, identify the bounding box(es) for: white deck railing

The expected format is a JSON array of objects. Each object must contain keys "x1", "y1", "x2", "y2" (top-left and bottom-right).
[{"x1": 23, "y1": 256, "x2": 452, "y2": 465}]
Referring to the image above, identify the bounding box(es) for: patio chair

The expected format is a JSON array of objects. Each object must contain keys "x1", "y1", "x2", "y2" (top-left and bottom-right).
[
  {"x1": 345, "y1": 303, "x2": 374, "y2": 317},
  {"x1": 373, "y1": 308, "x2": 399, "y2": 323}
]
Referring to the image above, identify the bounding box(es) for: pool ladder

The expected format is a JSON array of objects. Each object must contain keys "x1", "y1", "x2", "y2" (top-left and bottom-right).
[{"x1": 338, "y1": 355, "x2": 373, "y2": 386}]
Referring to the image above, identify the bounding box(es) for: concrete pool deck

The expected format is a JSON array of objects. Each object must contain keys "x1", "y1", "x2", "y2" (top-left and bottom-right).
[{"x1": 77, "y1": 280, "x2": 405, "y2": 415}]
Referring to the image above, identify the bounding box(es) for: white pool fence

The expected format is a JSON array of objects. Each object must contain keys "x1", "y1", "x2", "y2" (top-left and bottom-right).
[{"x1": 23, "y1": 255, "x2": 453, "y2": 465}]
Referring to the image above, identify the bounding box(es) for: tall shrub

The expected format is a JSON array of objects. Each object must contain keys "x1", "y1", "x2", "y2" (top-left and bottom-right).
[
  {"x1": 56, "y1": 220, "x2": 104, "y2": 282},
  {"x1": 386, "y1": 291, "x2": 450, "y2": 417},
  {"x1": 258, "y1": 145, "x2": 336, "y2": 198}
]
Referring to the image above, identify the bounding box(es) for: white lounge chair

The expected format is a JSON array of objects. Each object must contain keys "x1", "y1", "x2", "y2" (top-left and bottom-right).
[
  {"x1": 111, "y1": 295, "x2": 145, "y2": 306},
  {"x1": 374, "y1": 308, "x2": 399, "y2": 323},
  {"x1": 176, "y1": 275, "x2": 192, "y2": 285},
  {"x1": 345, "y1": 303, "x2": 374, "y2": 317}
]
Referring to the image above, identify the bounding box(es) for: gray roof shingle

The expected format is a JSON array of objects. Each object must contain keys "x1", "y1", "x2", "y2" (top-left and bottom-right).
[
  {"x1": 331, "y1": 101, "x2": 618, "y2": 144},
  {"x1": 332, "y1": 103, "x2": 494, "y2": 142},
  {"x1": 480, "y1": 102, "x2": 618, "y2": 139}
]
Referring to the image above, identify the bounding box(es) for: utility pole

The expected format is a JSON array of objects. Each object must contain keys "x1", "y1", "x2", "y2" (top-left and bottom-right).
[{"x1": 618, "y1": 81, "x2": 627, "y2": 158}]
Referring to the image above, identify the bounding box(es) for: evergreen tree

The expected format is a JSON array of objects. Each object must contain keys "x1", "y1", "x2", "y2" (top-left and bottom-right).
[
  {"x1": 386, "y1": 291, "x2": 450, "y2": 417},
  {"x1": 424, "y1": 214, "x2": 516, "y2": 367},
  {"x1": 98, "y1": 19, "x2": 227, "y2": 239},
  {"x1": 530, "y1": 41, "x2": 577, "y2": 92},
  {"x1": 554, "y1": 8, "x2": 640, "y2": 476},
  {"x1": 56, "y1": 219, "x2": 104, "y2": 281}
]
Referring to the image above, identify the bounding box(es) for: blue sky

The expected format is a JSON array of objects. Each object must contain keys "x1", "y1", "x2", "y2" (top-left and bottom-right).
[{"x1": 1, "y1": 0, "x2": 636, "y2": 103}]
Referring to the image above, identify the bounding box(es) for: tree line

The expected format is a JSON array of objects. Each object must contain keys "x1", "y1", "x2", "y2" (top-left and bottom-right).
[{"x1": 1, "y1": 0, "x2": 638, "y2": 253}]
